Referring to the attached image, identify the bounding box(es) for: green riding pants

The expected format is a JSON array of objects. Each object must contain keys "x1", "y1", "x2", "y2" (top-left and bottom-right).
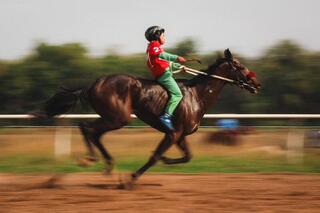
[{"x1": 157, "y1": 69, "x2": 183, "y2": 116}]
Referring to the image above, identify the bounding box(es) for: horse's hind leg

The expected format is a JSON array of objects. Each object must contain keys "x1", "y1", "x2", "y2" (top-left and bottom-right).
[
  {"x1": 79, "y1": 122, "x2": 99, "y2": 162},
  {"x1": 160, "y1": 135, "x2": 192, "y2": 165},
  {"x1": 79, "y1": 118, "x2": 126, "y2": 173}
]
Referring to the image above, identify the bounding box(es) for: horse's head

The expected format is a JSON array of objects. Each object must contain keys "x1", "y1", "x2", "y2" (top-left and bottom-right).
[{"x1": 222, "y1": 49, "x2": 261, "y2": 94}]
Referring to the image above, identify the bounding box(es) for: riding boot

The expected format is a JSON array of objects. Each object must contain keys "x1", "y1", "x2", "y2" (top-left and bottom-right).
[{"x1": 159, "y1": 113, "x2": 174, "y2": 131}]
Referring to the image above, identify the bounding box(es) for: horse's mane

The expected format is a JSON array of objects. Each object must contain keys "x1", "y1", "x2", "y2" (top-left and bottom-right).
[
  {"x1": 186, "y1": 57, "x2": 227, "y2": 86},
  {"x1": 207, "y1": 57, "x2": 227, "y2": 74}
]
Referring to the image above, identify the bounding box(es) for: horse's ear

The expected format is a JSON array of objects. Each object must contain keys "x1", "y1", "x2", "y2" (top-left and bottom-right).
[{"x1": 224, "y1": 48, "x2": 233, "y2": 60}]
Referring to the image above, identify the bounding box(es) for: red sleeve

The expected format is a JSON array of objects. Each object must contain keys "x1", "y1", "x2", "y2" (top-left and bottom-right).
[{"x1": 147, "y1": 42, "x2": 163, "y2": 56}]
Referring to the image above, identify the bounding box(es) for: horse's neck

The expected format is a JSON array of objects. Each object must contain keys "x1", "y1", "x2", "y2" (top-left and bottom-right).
[{"x1": 195, "y1": 66, "x2": 229, "y2": 112}]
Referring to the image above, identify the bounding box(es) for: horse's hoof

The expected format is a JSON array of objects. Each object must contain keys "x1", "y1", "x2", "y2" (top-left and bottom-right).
[
  {"x1": 41, "y1": 174, "x2": 65, "y2": 188},
  {"x1": 104, "y1": 167, "x2": 113, "y2": 175},
  {"x1": 131, "y1": 173, "x2": 139, "y2": 182},
  {"x1": 77, "y1": 156, "x2": 99, "y2": 167},
  {"x1": 86, "y1": 156, "x2": 99, "y2": 162},
  {"x1": 117, "y1": 181, "x2": 134, "y2": 190},
  {"x1": 104, "y1": 160, "x2": 114, "y2": 175},
  {"x1": 117, "y1": 173, "x2": 136, "y2": 190}
]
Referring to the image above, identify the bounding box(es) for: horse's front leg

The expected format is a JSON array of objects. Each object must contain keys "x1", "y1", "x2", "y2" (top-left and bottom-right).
[
  {"x1": 160, "y1": 135, "x2": 192, "y2": 164},
  {"x1": 131, "y1": 132, "x2": 182, "y2": 181}
]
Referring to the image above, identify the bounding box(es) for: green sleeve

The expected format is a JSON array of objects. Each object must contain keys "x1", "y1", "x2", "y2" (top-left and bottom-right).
[{"x1": 159, "y1": 52, "x2": 178, "y2": 62}]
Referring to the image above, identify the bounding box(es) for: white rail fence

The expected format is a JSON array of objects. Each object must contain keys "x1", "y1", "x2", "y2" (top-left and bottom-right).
[
  {"x1": 1, "y1": 114, "x2": 319, "y2": 162},
  {"x1": 1, "y1": 114, "x2": 320, "y2": 119}
]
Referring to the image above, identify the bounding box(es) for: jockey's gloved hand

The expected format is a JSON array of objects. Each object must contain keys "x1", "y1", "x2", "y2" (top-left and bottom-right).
[{"x1": 177, "y1": 56, "x2": 186, "y2": 64}]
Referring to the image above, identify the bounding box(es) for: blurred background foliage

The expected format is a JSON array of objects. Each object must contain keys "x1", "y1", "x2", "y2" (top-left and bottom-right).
[{"x1": 0, "y1": 39, "x2": 319, "y2": 116}]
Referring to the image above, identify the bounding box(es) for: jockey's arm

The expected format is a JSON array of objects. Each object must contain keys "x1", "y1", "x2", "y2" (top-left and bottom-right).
[
  {"x1": 159, "y1": 51, "x2": 178, "y2": 62},
  {"x1": 159, "y1": 52, "x2": 186, "y2": 72}
]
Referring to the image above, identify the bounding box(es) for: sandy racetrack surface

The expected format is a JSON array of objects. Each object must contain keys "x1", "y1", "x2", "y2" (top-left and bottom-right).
[{"x1": 1, "y1": 173, "x2": 320, "y2": 212}]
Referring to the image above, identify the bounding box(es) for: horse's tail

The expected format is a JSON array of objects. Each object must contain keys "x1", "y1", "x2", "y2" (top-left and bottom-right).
[{"x1": 30, "y1": 86, "x2": 89, "y2": 118}]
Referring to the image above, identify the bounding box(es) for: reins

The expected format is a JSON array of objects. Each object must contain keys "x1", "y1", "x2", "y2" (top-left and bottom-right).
[
  {"x1": 174, "y1": 66, "x2": 235, "y2": 83},
  {"x1": 174, "y1": 65, "x2": 258, "y2": 93}
]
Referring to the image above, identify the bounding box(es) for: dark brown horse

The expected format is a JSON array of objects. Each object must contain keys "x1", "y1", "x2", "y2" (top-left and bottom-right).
[{"x1": 33, "y1": 49, "x2": 261, "y2": 182}]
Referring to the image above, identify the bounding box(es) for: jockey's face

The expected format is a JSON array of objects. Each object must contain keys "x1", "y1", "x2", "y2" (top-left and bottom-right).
[{"x1": 159, "y1": 33, "x2": 166, "y2": 45}]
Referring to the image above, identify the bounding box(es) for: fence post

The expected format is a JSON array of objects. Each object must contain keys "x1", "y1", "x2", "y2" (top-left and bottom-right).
[
  {"x1": 286, "y1": 121, "x2": 304, "y2": 164},
  {"x1": 54, "y1": 123, "x2": 72, "y2": 157}
]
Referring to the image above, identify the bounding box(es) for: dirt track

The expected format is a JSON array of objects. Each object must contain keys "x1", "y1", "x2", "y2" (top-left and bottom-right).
[{"x1": 1, "y1": 173, "x2": 320, "y2": 212}]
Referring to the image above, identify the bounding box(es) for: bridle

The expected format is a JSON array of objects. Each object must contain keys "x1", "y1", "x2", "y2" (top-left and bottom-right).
[{"x1": 226, "y1": 60, "x2": 252, "y2": 90}]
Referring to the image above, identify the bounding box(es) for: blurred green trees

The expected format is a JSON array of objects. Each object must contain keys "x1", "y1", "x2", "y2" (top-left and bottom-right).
[{"x1": 0, "y1": 39, "x2": 319, "y2": 114}]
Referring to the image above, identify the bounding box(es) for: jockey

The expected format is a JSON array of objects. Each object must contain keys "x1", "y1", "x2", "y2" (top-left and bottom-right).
[{"x1": 145, "y1": 26, "x2": 186, "y2": 131}]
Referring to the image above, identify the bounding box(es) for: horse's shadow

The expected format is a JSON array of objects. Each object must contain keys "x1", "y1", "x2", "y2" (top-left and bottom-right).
[
  {"x1": 40, "y1": 174, "x2": 163, "y2": 190},
  {"x1": 86, "y1": 182, "x2": 162, "y2": 190},
  {"x1": 0, "y1": 174, "x2": 162, "y2": 192}
]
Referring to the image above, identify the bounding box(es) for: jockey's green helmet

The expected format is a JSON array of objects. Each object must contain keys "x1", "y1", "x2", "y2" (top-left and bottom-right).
[{"x1": 145, "y1": 26, "x2": 165, "y2": 42}]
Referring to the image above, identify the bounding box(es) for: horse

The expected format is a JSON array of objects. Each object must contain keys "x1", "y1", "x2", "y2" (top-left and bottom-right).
[{"x1": 32, "y1": 49, "x2": 261, "y2": 183}]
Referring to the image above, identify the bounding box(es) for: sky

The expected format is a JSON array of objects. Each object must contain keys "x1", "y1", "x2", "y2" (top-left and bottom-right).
[{"x1": 0, "y1": 0, "x2": 319, "y2": 60}]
